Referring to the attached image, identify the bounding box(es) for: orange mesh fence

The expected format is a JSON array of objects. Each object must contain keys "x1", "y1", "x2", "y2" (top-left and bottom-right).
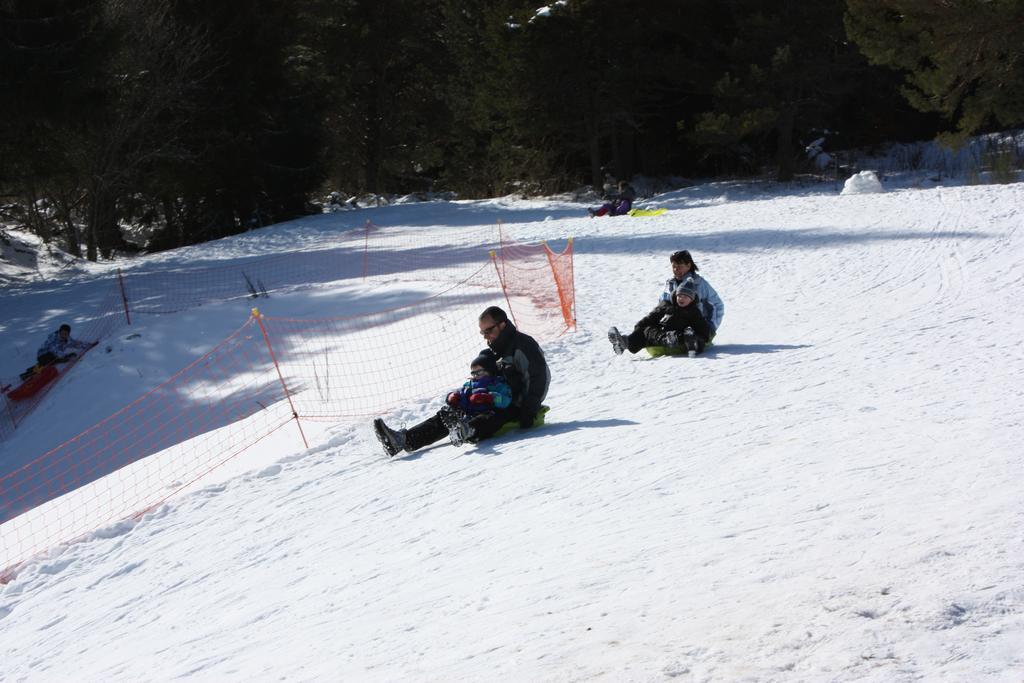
[
  {"x1": 3, "y1": 219, "x2": 506, "y2": 441},
  {"x1": 493, "y1": 221, "x2": 576, "y2": 335},
  {"x1": 0, "y1": 317, "x2": 299, "y2": 580},
  {"x1": 1, "y1": 225, "x2": 574, "y2": 579},
  {"x1": 260, "y1": 264, "x2": 519, "y2": 422}
]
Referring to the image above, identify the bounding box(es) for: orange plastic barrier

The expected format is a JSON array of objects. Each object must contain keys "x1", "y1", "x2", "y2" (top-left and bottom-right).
[{"x1": 492, "y1": 220, "x2": 576, "y2": 335}]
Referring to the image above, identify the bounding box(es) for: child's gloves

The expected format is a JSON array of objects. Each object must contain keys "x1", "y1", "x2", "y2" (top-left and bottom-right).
[
  {"x1": 468, "y1": 392, "x2": 494, "y2": 407},
  {"x1": 446, "y1": 392, "x2": 460, "y2": 407}
]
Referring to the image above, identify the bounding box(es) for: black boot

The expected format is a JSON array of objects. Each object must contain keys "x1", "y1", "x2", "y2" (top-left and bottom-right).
[
  {"x1": 373, "y1": 418, "x2": 407, "y2": 457},
  {"x1": 439, "y1": 407, "x2": 474, "y2": 447},
  {"x1": 607, "y1": 327, "x2": 626, "y2": 355},
  {"x1": 683, "y1": 327, "x2": 699, "y2": 357}
]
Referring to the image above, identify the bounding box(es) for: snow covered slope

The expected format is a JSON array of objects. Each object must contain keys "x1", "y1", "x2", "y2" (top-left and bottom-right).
[{"x1": 1, "y1": 181, "x2": 1022, "y2": 681}]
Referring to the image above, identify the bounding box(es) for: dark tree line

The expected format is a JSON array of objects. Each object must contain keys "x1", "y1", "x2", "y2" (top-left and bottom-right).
[{"x1": 2, "y1": 0, "x2": 1021, "y2": 258}]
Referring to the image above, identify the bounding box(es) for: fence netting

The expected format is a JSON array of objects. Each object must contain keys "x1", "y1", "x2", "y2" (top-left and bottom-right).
[
  {"x1": 1, "y1": 221, "x2": 504, "y2": 438},
  {"x1": 1, "y1": 220, "x2": 575, "y2": 580}
]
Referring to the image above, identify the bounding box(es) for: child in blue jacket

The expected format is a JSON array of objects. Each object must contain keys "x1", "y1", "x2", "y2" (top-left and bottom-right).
[{"x1": 373, "y1": 349, "x2": 513, "y2": 457}]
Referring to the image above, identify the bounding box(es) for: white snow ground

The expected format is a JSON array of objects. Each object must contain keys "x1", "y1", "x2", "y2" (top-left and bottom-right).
[{"x1": 1, "y1": 178, "x2": 1023, "y2": 681}]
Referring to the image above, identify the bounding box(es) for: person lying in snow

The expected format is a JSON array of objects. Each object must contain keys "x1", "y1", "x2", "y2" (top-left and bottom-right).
[
  {"x1": 608, "y1": 280, "x2": 712, "y2": 357},
  {"x1": 373, "y1": 349, "x2": 514, "y2": 457},
  {"x1": 588, "y1": 180, "x2": 636, "y2": 217},
  {"x1": 20, "y1": 323, "x2": 96, "y2": 380}
]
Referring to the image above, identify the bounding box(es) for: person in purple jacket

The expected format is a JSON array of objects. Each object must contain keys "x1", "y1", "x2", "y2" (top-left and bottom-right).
[{"x1": 588, "y1": 180, "x2": 637, "y2": 217}]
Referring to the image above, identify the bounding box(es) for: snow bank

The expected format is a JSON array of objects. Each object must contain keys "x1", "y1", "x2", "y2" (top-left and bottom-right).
[{"x1": 841, "y1": 170, "x2": 885, "y2": 195}]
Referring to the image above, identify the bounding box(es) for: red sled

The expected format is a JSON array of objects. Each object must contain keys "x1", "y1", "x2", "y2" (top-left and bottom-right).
[{"x1": 6, "y1": 365, "x2": 60, "y2": 401}]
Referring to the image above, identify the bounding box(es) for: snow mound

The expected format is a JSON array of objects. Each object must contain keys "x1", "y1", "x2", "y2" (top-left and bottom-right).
[
  {"x1": 841, "y1": 170, "x2": 885, "y2": 195},
  {"x1": 0, "y1": 228, "x2": 87, "y2": 285}
]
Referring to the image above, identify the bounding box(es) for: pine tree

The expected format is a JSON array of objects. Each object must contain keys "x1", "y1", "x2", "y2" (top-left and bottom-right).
[
  {"x1": 845, "y1": 0, "x2": 1024, "y2": 141},
  {"x1": 0, "y1": 0, "x2": 110, "y2": 253},
  {"x1": 687, "y1": 0, "x2": 870, "y2": 181},
  {"x1": 298, "y1": 0, "x2": 456, "y2": 196},
  {"x1": 145, "y1": 0, "x2": 328, "y2": 250},
  {"x1": 437, "y1": 0, "x2": 538, "y2": 196}
]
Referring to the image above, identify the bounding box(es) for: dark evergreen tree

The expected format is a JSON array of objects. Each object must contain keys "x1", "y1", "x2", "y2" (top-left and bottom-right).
[
  {"x1": 146, "y1": 0, "x2": 328, "y2": 250},
  {"x1": 74, "y1": 0, "x2": 216, "y2": 259},
  {"x1": 1, "y1": 0, "x2": 998, "y2": 256},
  {"x1": 846, "y1": 0, "x2": 1024, "y2": 142},
  {"x1": 687, "y1": 0, "x2": 873, "y2": 181},
  {"x1": 437, "y1": 0, "x2": 538, "y2": 196},
  {"x1": 298, "y1": 0, "x2": 455, "y2": 196},
  {"x1": 443, "y1": 0, "x2": 729, "y2": 192},
  {"x1": 0, "y1": 0, "x2": 109, "y2": 253},
  {"x1": 516, "y1": 0, "x2": 637, "y2": 189},
  {"x1": 605, "y1": 1, "x2": 731, "y2": 179}
]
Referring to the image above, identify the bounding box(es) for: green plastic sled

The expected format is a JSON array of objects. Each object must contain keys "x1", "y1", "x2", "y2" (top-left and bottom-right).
[
  {"x1": 493, "y1": 405, "x2": 550, "y2": 438},
  {"x1": 645, "y1": 341, "x2": 712, "y2": 358},
  {"x1": 645, "y1": 346, "x2": 686, "y2": 358}
]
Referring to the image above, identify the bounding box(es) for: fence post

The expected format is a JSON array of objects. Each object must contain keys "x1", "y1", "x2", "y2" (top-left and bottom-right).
[
  {"x1": 117, "y1": 268, "x2": 131, "y2": 325},
  {"x1": 489, "y1": 249, "x2": 518, "y2": 328},
  {"x1": 567, "y1": 238, "x2": 577, "y2": 328},
  {"x1": 3, "y1": 394, "x2": 16, "y2": 432},
  {"x1": 362, "y1": 220, "x2": 373, "y2": 280},
  {"x1": 251, "y1": 308, "x2": 309, "y2": 449}
]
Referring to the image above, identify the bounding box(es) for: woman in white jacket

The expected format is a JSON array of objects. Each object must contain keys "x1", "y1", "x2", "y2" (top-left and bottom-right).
[
  {"x1": 36, "y1": 324, "x2": 93, "y2": 365},
  {"x1": 659, "y1": 250, "x2": 724, "y2": 339}
]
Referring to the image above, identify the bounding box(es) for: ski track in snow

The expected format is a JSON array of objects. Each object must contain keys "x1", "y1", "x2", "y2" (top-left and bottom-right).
[{"x1": 2, "y1": 182, "x2": 1024, "y2": 681}]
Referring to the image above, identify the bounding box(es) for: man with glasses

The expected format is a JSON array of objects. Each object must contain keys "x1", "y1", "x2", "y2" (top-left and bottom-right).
[
  {"x1": 372, "y1": 306, "x2": 551, "y2": 457},
  {"x1": 478, "y1": 305, "x2": 550, "y2": 431}
]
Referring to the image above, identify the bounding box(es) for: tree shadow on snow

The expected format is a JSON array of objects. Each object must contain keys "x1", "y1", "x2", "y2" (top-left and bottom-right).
[
  {"x1": 577, "y1": 226, "x2": 994, "y2": 260},
  {"x1": 701, "y1": 343, "x2": 811, "y2": 357}
]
